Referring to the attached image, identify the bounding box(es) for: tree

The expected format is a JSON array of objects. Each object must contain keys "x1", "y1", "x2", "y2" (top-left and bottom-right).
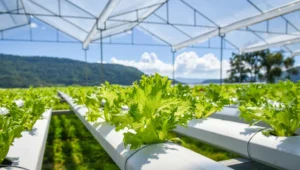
[
  {"x1": 226, "y1": 53, "x2": 249, "y2": 83},
  {"x1": 243, "y1": 52, "x2": 261, "y2": 82},
  {"x1": 283, "y1": 57, "x2": 298, "y2": 80},
  {"x1": 226, "y1": 50, "x2": 298, "y2": 83},
  {"x1": 259, "y1": 50, "x2": 283, "y2": 83}
]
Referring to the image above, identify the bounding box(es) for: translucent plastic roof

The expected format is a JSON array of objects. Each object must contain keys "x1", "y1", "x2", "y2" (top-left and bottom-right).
[
  {"x1": 0, "y1": 0, "x2": 29, "y2": 30},
  {"x1": 0, "y1": 0, "x2": 167, "y2": 48},
  {"x1": 2, "y1": 0, "x2": 300, "y2": 55}
]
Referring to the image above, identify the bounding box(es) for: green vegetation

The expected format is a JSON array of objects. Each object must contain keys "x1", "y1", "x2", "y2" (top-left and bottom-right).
[
  {"x1": 2, "y1": 74, "x2": 300, "y2": 168},
  {"x1": 0, "y1": 54, "x2": 144, "y2": 88},
  {"x1": 42, "y1": 114, "x2": 119, "y2": 170},
  {"x1": 237, "y1": 81, "x2": 300, "y2": 136},
  {"x1": 52, "y1": 102, "x2": 70, "y2": 110},
  {"x1": 226, "y1": 50, "x2": 298, "y2": 83}
]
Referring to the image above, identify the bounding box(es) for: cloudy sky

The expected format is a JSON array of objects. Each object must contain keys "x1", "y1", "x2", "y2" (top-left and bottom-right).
[{"x1": 111, "y1": 51, "x2": 230, "y2": 78}]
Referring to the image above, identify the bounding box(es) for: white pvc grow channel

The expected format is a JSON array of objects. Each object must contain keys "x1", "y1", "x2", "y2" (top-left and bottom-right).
[
  {"x1": 5, "y1": 109, "x2": 52, "y2": 170},
  {"x1": 174, "y1": 118, "x2": 300, "y2": 170},
  {"x1": 58, "y1": 91, "x2": 232, "y2": 170}
]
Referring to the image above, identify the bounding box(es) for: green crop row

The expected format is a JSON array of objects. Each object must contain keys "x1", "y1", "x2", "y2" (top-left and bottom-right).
[
  {"x1": 62, "y1": 74, "x2": 300, "y2": 150},
  {"x1": 0, "y1": 88, "x2": 59, "y2": 163}
]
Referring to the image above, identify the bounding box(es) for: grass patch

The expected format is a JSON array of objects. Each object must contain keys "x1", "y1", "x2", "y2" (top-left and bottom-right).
[
  {"x1": 52, "y1": 102, "x2": 70, "y2": 110},
  {"x1": 169, "y1": 132, "x2": 240, "y2": 161},
  {"x1": 42, "y1": 114, "x2": 119, "y2": 170}
]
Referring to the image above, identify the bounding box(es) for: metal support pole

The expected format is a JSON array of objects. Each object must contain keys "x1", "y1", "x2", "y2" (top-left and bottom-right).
[
  {"x1": 131, "y1": 29, "x2": 134, "y2": 44},
  {"x1": 166, "y1": 0, "x2": 169, "y2": 24},
  {"x1": 84, "y1": 48, "x2": 88, "y2": 85},
  {"x1": 239, "y1": 51, "x2": 242, "y2": 83},
  {"x1": 172, "y1": 50, "x2": 176, "y2": 81},
  {"x1": 100, "y1": 30, "x2": 104, "y2": 84},
  {"x1": 29, "y1": 19, "x2": 33, "y2": 41},
  {"x1": 56, "y1": 29, "x2": 59, "y2": 42},
  {"x1": 219, "y1": 34, "x2": 225, "y2": 85}
]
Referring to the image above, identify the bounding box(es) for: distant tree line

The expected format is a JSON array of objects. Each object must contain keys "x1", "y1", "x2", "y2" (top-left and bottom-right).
[{"x1": 225, "y1": 50, "x2": 298, "y2": 83}]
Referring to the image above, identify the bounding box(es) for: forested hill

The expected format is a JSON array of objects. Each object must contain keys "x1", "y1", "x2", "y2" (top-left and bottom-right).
[{"x1": 0, "y1": 54, "x2": 144, "y2": 88}]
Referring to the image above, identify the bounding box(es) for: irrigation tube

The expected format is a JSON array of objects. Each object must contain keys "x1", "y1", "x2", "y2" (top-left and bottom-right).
[
  {"x1": 174, "y1": 118, "x2": 300, "y2": 170},
  {"x1": 58, "y1": 91, "x2": 232, "y2": 170}
]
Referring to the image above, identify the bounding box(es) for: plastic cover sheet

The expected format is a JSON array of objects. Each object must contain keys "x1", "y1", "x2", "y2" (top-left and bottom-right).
[
  {"x1": 240, "y1": 33, "x2": 300, "y2": 51},
  {"x1": 93, "y1": 1, "x2": 166, "y2": 41},
  {"x1": 165, "y1": 0, "x2": 299, "y2": 50},
  {"x1": 138, "y1": 23, "x2": 190, "y2": 45},
  {"x1": 250, "y1": 0, "x2": 297, "y2": 12},
  {"x1": 0, "y1": 0, "x2": 28, "y2": 31},
  {"x1": 285, "y1": 43, "x2": 300, "y2": 51},
  {"x1": 109, "y1": 0, "x2": 166, "y2": 17},
  {"x1": 182, "y1": 0, "x2": 260, "y2": 27},
  {"x1": 21, "y1": 0, "x2": 97, "y2": 41},
  {"x1": 235, "y1": 1, "x2": 300, "y2": 52},
  {"x1": 67, "y1": 0, "x2": 108, "y2": 17},
  {"x1": 0, "y1": 0, "x2": 22, "y2": 12},
  {"x1": 99, "y1": 0, "x2": 166, "y2": 33},
  {"x1": 225, "y1": 30, "x2": 266, "y2": 49}
]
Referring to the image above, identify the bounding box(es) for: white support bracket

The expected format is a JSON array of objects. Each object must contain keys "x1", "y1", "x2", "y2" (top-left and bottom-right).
[{"x1": 83, "y1": 0, "x2": 121, "y2": 49}]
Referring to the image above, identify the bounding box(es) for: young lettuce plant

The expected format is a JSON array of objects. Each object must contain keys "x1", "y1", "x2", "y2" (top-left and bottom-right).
[
  {"x1": 192, "y1": 84, "x2": 232, "y2": 118},
  {"x1": 0, "y1": 115, "x2": 23, "y2": 163},
  {"x1": 238, "y1": 81, "x2": 300, "y2": 137},
  {"x1": 0, "y1": 100, "x2": 24, "y2": 163},
  {"x1": 116, "y1": 74, "x2": 194, "y2": 149},
  {"x1": 90, "y1": 83, "x2": 128, "y2": 123}
]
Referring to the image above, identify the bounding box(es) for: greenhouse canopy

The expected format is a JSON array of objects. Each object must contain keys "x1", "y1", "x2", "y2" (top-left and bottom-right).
[{"x1": 2, "y1": 0, "x2": 300, "y2": 55}]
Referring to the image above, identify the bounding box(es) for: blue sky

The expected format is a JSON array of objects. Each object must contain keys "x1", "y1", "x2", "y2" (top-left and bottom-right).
[{"x1": 1, "y1": 0, "x2": 300, "y2": 79}]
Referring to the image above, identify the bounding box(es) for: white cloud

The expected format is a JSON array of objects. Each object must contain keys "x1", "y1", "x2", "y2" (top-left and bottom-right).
[
  {"x1": 110, "y1": 51, "x2": 230, "y2": 79},
  {"x1": 30, "y1": 22, "x2": 38, "y2": 28},
  {"x1": 111, "y1": 52, "x2": 173, "y2": 75}
]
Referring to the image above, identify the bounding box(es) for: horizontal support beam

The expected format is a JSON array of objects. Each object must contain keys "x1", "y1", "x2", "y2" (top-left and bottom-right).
[
  {"x1": 241, "y1": 36, "x2": 300, "y2": 53},
  {"x1": 173, "y1": 0, "x2": 300, "y2": 51}
]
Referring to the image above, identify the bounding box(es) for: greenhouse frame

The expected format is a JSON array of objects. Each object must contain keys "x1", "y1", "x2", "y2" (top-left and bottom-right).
[{"x1": 1, "y1": 0, "x2": 300, "y2": 170}]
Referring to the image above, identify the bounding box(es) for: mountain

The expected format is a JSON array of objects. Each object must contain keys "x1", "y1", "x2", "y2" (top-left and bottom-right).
[
  {"x1": 201, "y1": 79, "x2": 223, "y2": 84},
  {"x1": 175, "y1": 77, "x2": 205, "y2": 84},
  {"x1": 0, "y1": 54, "x2": 144, "y2": 88},
  {"x1": 175, "y1": 77, "x2": 224, "y2": 85}
]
